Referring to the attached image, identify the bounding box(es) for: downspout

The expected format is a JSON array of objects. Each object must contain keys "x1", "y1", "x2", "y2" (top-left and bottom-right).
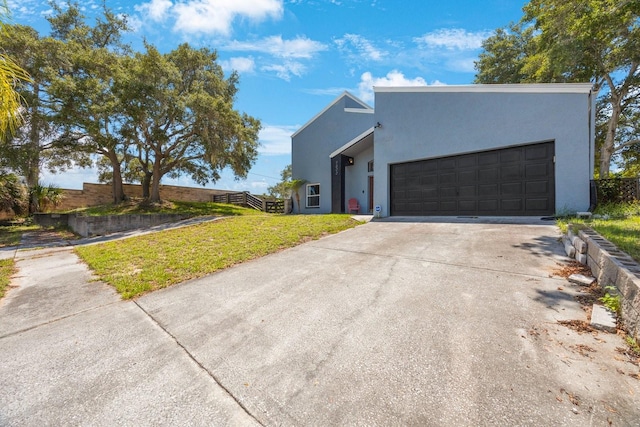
[{"x1": 588, "y1": 87, "x2": 597, "y2": 211}]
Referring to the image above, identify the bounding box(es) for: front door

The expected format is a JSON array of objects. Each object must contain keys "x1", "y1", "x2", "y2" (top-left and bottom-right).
[{"x1": 368, "y1": 175, "x2": 374, "y2": 213}]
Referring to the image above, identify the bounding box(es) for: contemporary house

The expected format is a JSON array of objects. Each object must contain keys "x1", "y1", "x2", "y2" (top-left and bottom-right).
[{"x1": 291, "y1": 84, "x2": 595, "y2": 217}]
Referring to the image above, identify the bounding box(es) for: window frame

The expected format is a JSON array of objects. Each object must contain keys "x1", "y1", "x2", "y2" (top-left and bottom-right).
[{"x1": 306, "y1": 183, "x2": 320, "y2": 208}]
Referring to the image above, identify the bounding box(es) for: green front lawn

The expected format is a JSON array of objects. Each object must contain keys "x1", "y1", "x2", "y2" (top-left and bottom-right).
[
  {"x1": 0, "y1": 223, "x2": 40, "y2": 247},
  {"x1": 76, "y1": 214, "x2": 361, "y2": 299}
]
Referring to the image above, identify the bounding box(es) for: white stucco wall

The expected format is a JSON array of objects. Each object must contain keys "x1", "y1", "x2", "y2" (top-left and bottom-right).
[
  {"x1": 372, "y1": 84, "x2": 594, "y2": 216},
  {"x1": 291, "y1": 93, "x2": 374, "y2": 214}
]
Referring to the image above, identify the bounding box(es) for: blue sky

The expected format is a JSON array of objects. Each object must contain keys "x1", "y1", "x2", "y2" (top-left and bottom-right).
[{"x1": 9, "y1": 0, "x2": 526, "y2": 193}]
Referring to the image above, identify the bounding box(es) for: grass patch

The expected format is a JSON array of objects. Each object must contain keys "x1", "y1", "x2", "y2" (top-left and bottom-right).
[
  {"x1": 0, "y1": 222, "x2": 40, "y2": 247},
  {"x1": 0, "y1": 258, "x2": 16, "y2": 299},
  {"x1": 68, "y1": 200, "x2": 259, "y2": 217},
  {"x1": 557, "y1": 202, "x2": 640, "y2": 262},
  {"x1": 76, "y1": 214, "x2": 361, "y2": 299}
]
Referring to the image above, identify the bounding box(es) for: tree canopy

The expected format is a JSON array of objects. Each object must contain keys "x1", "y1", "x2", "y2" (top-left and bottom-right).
[
  {"x1": 0, "y1": 0, "x2": 30, "y2": 142},
  {"x1": 116, "y1": 43, "x2": 260, "y2": 203},
  {"x1": 0, "y1": 1, "x2": 260, "y2": 204},
  {"x1": 475, "y1": 0, "x2": 640, "y2": 178}
]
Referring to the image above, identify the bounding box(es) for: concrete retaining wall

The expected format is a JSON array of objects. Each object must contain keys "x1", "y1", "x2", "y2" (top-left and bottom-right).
[
  {"x1": 34, "y1": 213, "x2": 191, "y2": 237},
  {"x1": 68, "y1": 214, "x2": 192, "y2": 237},
  {"x1": 564, "y1": 225, "x2": 640, "y2": 340}
]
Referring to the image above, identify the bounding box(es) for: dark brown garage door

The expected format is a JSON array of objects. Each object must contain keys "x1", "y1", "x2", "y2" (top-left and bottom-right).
[{"x1": 390, "y1": 142, "x2": 555, "y2": 216}]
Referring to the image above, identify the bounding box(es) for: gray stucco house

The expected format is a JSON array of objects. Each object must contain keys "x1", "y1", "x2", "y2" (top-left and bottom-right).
[{"x1": 291, "y1": 84, "x2": 595, "y2": 217}]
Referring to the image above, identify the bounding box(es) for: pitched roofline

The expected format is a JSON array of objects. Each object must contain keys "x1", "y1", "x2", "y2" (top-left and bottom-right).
[
  {"x1": 374, "y1": 83, "x2": 594, "y2": 94},
  {"x1": 329, "y1": 127, "x2": 374, "y2": 158},
  {"x1": 291, "y1": 91, "x2": 374, "y2": 138}
]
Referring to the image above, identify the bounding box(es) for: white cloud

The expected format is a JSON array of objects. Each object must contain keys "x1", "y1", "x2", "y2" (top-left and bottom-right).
[
  {"x1": 220, "y1": 57, "x2": 256, "y2": 73},
  {"x1": 134, "y1": 0, "x2": 173, "y2": 21},
  {"x1": 223, "y1": 36, "x2": 326, "y2": 80},
  {"x1": 224, "y1": 35, "x2": 327, "y2": 59},
  {"x1": 414, "y1": 28, "x2": 492, "y2": 51},
  {"x1": 334, "y1": 34, "x2": 386, "y2": 62},
  {"x1": 261, "y1": 61, "x2": 306, "y2": 80},
  {"x1": 250, "y1": 181, "x2": 269, "y2": 190},
  {"x1": 135, "y1": 0, "x2": 283, "y2": 36},
  {"x1": 258, "y1": 125, "x2": 298, "y2": 155},
  {"x1": 357, "y1": 70, "x2": 427, "y2": 103},
  {"x1": 446, "y1": 58, "x2": 477, "y2": 73}
]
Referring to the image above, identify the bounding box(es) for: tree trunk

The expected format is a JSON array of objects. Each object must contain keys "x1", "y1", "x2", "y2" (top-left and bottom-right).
[
  {"x1": 141, "y1": 171, "x2": 152, "y2": 199},
  {"x1": 295, "y1": 192, "x2": 301, "y2": 214},
  {"x1": 27, "y1": 82, "x2": 41, "y2": 214},
  {"x1": 599, "y1": 100, "x2": 622, "y2": 178},
  {"x1": 108, "y1": 150, "x2": 126, "y2": 203},
  {"x1": 150, "y1": 157, "x2": 162, "y2": 203}
]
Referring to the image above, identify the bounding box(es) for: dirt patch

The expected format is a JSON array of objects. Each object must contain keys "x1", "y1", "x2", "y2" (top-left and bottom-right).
[
  {"x1": 551, "y1": 260, "x2": 592, "y2": 279},
  {"x1": 558, "y1": 319, "x2": 598, "y2": 334}
]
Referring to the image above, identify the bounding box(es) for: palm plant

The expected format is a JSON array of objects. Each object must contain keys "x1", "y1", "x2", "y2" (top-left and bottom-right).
[{"x1": 287, "y1": 179, "x2": 307, "y2": 214}]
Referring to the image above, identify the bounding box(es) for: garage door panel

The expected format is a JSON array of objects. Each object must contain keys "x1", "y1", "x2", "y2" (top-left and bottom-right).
[
  {"x1": 459, "y1": 185, "x2": 476, "y2": 198},
  {"x1": 526, "y1": 198, "x2": 551, "y2": 211},
  {"x1": 439, "y1": 158, "x2": 456, "y2": 169},
  {"x1": 479, "y1": 184, "x2": 498, "y2": 197},
  {"x1": 526, "y1": 145, "x2": 550, "y2": 160},
  {"x1": 422, "y1": 187, "x2": 438, "y2": 199},
  {"x1": 439, "y1": 172, "x2": 456, "y2": 184},
  {"x1": 501, "y1": 165, "x2": 522, "y2": 180},
  {"x1": 457, "y1": 155, "x2": 477, "y2": 168},
  {"x1": 501, "y1": 182, "x2": 523, "y2": 196},
  {"x1": 390, "y1": 141, "x2": 554, "y2": 216},
  {"x1": 500, "y1": 149, "x2": 522, "y2": 163},
  {"x1": 478, "y1": 152, "x2": 499, "y2": 166},
  {"x1": 501, "y1": 199, "x2": 524, "y2": 211},
  {"x1": 526, "y1": 163, "x2": 549, "y2": 178},
  {"x1": 420, "y1": 174, "x2": 438, "y2": 185},
  {"x1": 526, "y1": 181, "x2": 549, "y2": 194},
  {"x1": 439, "y1": 200, "x2": 457, "y2": 212},
  {"x1": 458, "y1": 200, "x2": 477, "y2": 212},
  {"x1": 478, "y1": 199, "x2": 499, "y2": 212},
  {"x1": 440, "y1": 186, "x2": 457, "y2": 197},
  {"x1": 478, "y1": 168, "x2": 499, "y2": 183},
  {"x1": 458, "y1": 170, "x2": 476, "y2": 184}
]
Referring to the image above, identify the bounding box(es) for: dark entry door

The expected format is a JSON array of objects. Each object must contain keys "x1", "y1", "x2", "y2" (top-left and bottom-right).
[{"x1": 390, "y1": 142, "x2": 555, "y2": 216}]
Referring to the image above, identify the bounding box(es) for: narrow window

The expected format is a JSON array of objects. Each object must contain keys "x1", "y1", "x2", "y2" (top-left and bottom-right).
[
  {"x1": 367, "y1": 160, "x2": 374, "y2": 172},
  {"x1": 306, "y1": 183, "x2": 320, "y2": 208}
]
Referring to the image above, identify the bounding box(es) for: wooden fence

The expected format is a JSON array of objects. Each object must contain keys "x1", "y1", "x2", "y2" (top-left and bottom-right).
[
  {"x1": 592, "y1": 178, "x2": 640, "y2": 204},
  {"x1": 212, "y1": 191, "x2": 290, "y2": 213}
]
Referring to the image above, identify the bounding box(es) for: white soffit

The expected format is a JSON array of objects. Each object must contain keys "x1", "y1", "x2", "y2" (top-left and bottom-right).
[
  {"x1": 330, "y1": 127, "x2": 375, "y2": 158},
  {"x1": 374, "y1": 83, "x2": 594, "y2": 94},
  {"x1": 344, "y1": 108, "x2": 374, "y2": 114}
]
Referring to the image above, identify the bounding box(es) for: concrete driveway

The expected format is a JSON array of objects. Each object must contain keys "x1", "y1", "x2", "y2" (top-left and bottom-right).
[{"x1": 1, "y1": 218, "x2": 639, "y2": 426}]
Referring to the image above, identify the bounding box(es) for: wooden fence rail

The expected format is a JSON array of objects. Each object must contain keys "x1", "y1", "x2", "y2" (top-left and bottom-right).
[{"x1": 212, "y1": 191, "x2": 289, "y2": 213}]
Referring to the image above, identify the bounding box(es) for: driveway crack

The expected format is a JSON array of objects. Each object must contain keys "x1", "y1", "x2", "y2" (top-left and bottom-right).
[{"x1": 133, "y1": 300, "x2": 265, "y2": 427}]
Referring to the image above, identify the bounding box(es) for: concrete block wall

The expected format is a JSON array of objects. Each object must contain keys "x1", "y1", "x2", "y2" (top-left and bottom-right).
[
  {"x1": 56, "y1": 183, "x2": 233, "y2": 211},
  {"x1": 67, "y1": 213, "x2": 191, "y2": 237},
  {"x1": 564, "y1": 225, "x2": 640, "y2": 340}
]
